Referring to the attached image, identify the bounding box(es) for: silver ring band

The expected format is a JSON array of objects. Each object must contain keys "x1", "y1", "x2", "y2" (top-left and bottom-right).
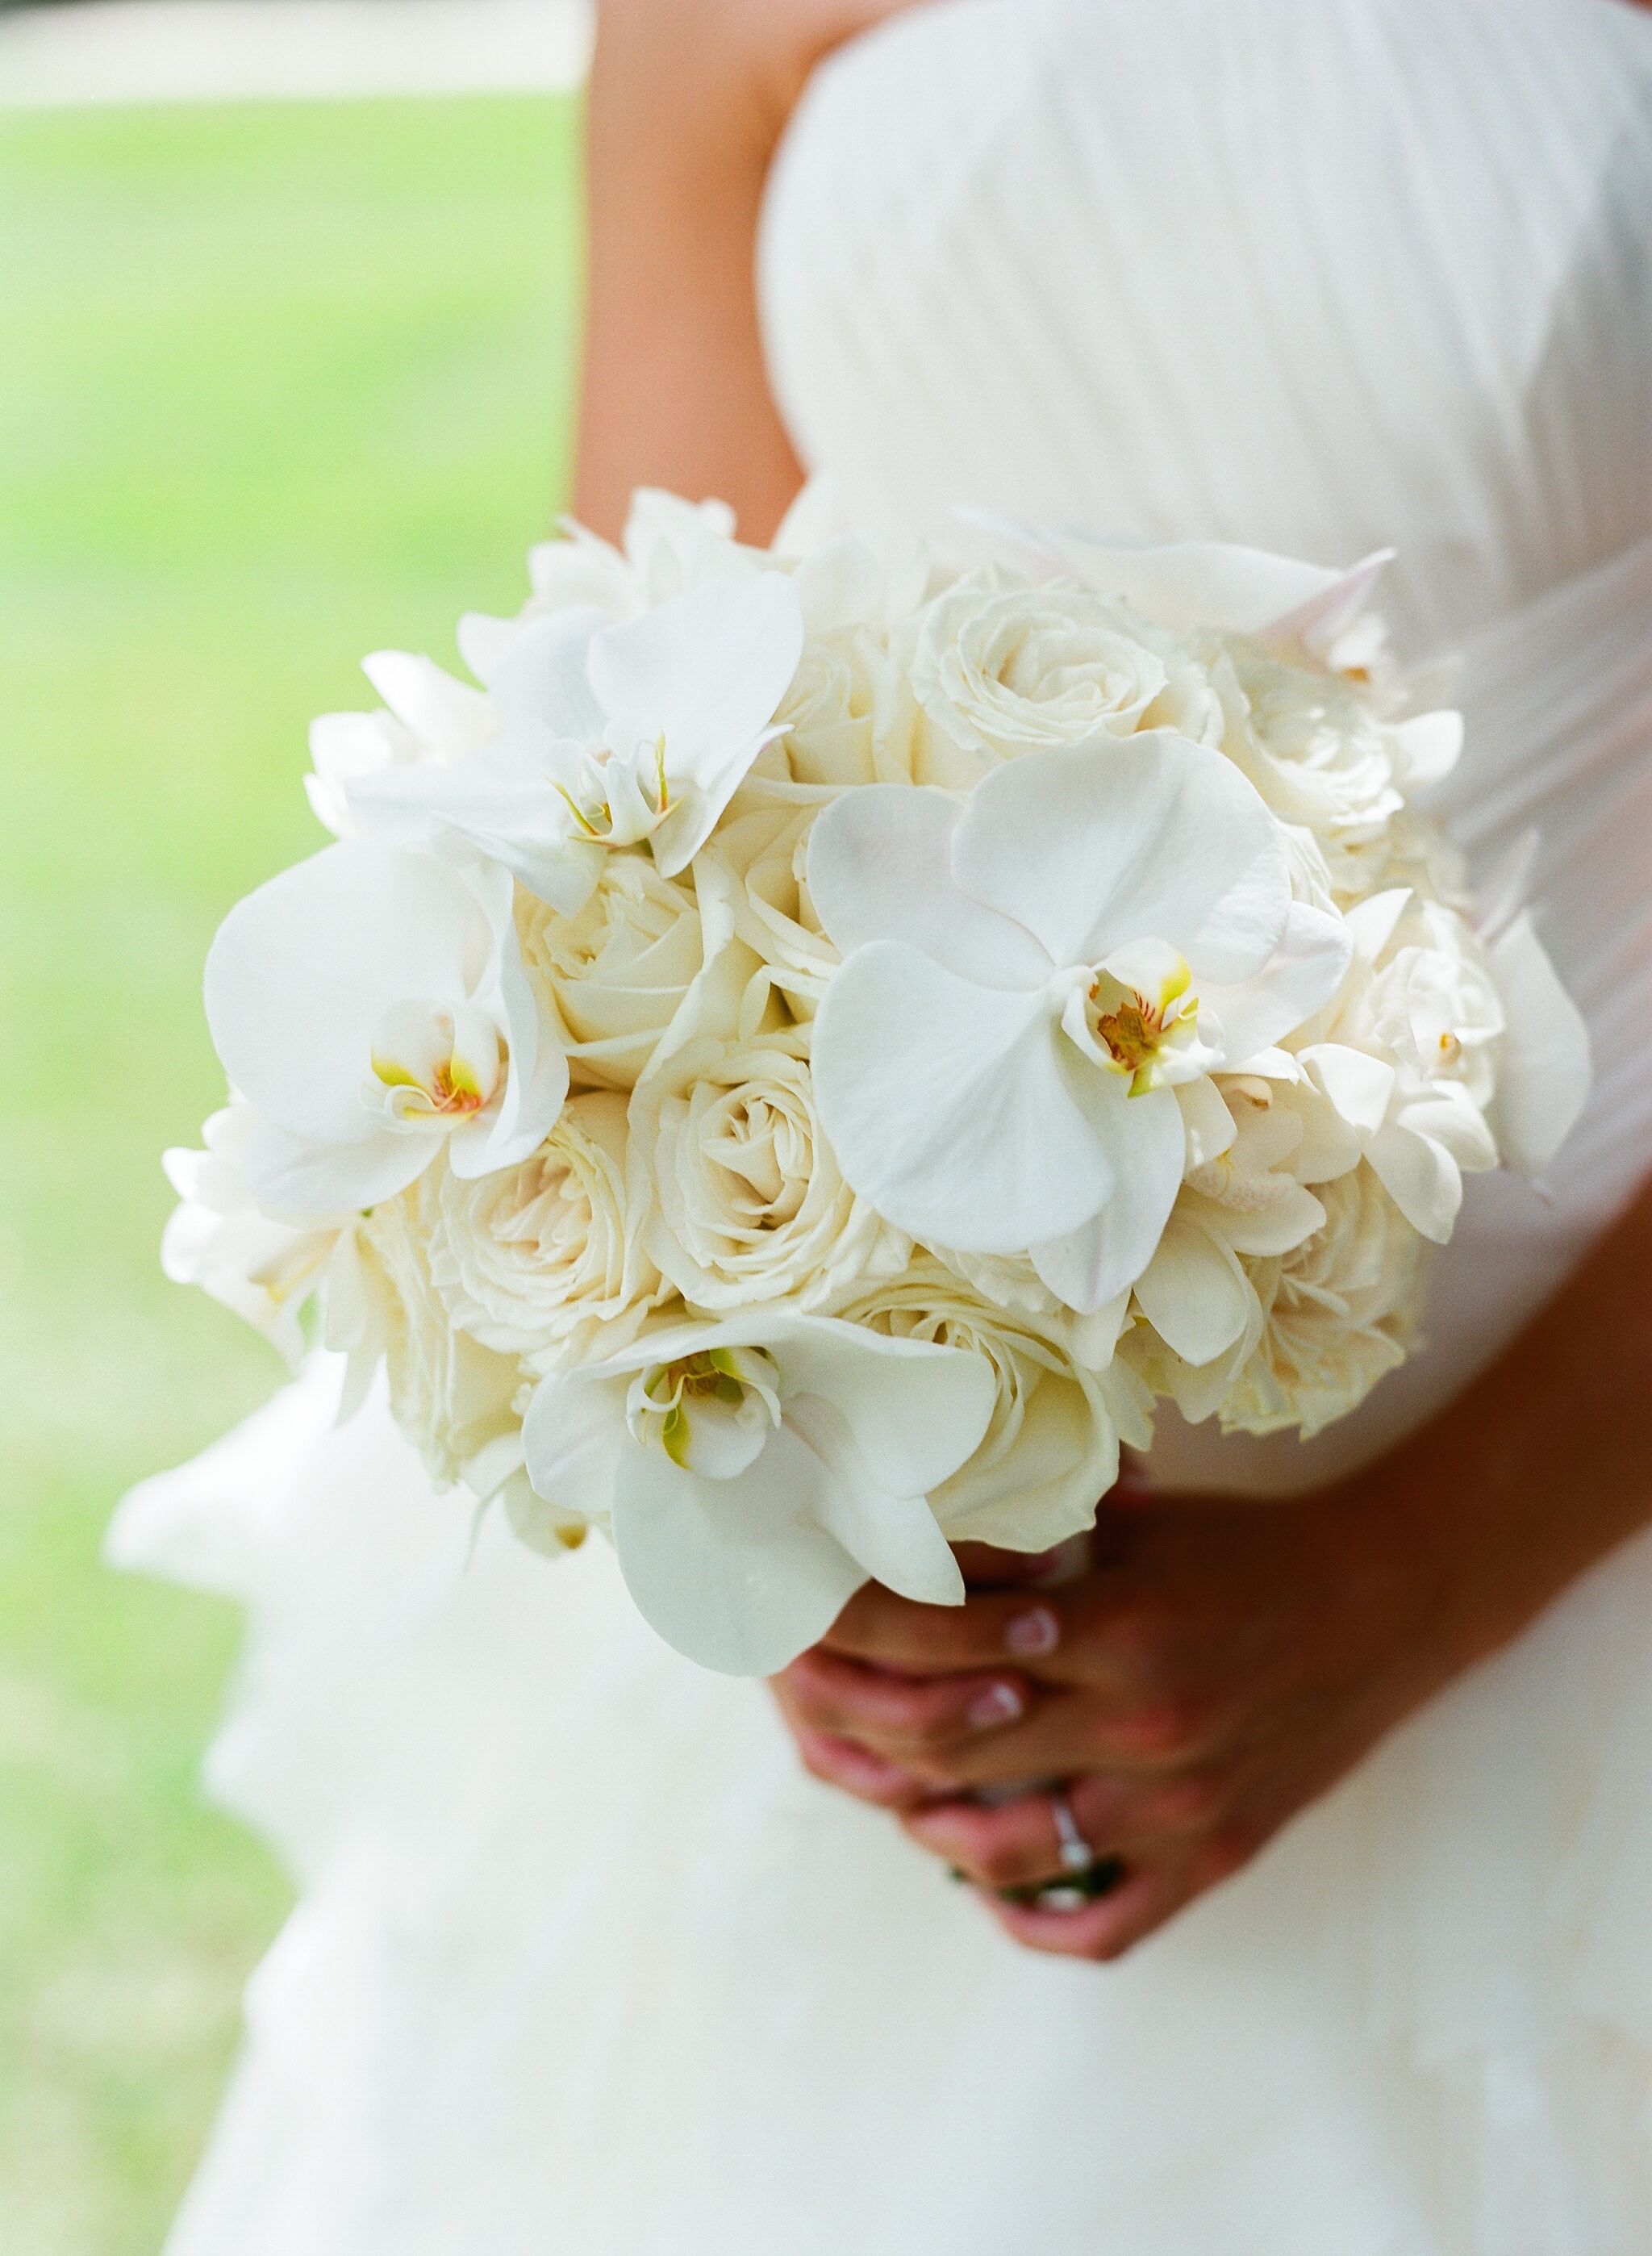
[{"x1": 1052, "y1": 1793, "x2": 1094, "y2": 1874}]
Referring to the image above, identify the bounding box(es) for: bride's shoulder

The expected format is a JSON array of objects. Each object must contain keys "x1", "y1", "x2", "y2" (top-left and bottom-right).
[{"x1": 594, "y1": 0, "x2": 934, "y2": 148}]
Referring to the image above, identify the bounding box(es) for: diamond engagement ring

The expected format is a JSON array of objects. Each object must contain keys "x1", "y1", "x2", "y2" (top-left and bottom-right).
[{"x1": 1052, "y1": 1794, "x2": 1094, "y2": 1874}]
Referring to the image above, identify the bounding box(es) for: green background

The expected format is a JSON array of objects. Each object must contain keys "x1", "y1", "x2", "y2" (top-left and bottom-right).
[{"x1": 0, "y1": 94, "x2": 581, "y2": 2253}]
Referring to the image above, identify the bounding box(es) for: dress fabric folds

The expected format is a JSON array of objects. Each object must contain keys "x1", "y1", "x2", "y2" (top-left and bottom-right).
[{"x1": 115, "y1": 2, "x2": 1652, "y2": 2246}]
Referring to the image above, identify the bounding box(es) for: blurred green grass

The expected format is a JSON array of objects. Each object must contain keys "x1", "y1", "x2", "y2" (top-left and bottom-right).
[{"x1": 0, "y1": 94, "x2": 582, "y2": 2254}]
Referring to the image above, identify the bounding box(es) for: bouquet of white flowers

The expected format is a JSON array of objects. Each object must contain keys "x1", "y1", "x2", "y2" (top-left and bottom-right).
[{"x1": 165, "y1": 490, "x2": 1589, "y2": 1673}]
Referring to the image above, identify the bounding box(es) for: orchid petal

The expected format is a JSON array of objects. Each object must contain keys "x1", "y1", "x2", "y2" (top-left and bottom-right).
[
  {"x1": 1368, "y1": 1125, "x2": 1462, "y2": 1242},
  {"x1": 786, "y1": 1397, "x2": 966, "y2": 1609},
  {"x1": 776, "y1": 1321, "x2": 996, "y2": 1502},
  {"x1": 1049, "y1": 535, "x2": 1371, "y2": 639},
  {"x1": 1028, "y1": 1085, "x2": 1184, "y2": 1310},
  {"x1": 1134, "y1": 1218, "x2": 1255, "y2": 1366},
  {"x1": 589, "y1": 574, "x2": 804, "y2": 768},
  {"x1": 521, "y1": 1367, "x2": 628, "y2": 1515},
  {"x1": 1299, "y1": 1042, "x2": 1396, "y2": 1137},
  {"x1": 1345, "y1": 889, "x2": 1412, "y2": 964},
  {"x1": 1488, "y1": 913, "x2": 1592, "y2": 1174},
  {"x1": 812, "y1": 941, "x2": 1114, "y2": 1251},
  {"x1": 361, "y1": 650, "x2": 495, "y2": 753},
  {"x1": 1204, "y1": 904, "x2": 1352, "y2": 1066},
  {"x1": 609, "y1": 1422, "x2": 867, "y2": 1675},
  {"x1": 205, "y1": 842, "x2": 483, "y2": 1147},
  {"x1": 486, "y1": 607, "x2": 609, "y2": 736},
  {"x1": 807, "y1": 786, "x2": 1051, "y2": 990},
  {"x1": 234, "y1": 1110, "x2": 436, "y2": 1220},
  {"x1": 953, "y1": 737, "x2": 1289, "y2": 981}
]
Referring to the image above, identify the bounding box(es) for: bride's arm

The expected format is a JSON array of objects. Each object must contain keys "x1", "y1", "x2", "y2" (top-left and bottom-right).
[
  {"x1": 773, "y1": 1172, "x2": 1652, "y2": 1961},
  {"x1": 574, "y1": 0, "x2": 927, "y2": 544}
]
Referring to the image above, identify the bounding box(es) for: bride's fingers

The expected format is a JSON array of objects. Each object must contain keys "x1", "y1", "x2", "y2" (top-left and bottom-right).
[
  {"x1": 821, "y1": 1582, "x2": 1074, "y2": 1675},
  {"x1": 780, "y1": 1714, "x2": 932, "y2": 1811},
  {"x1": 774, "y1": 1648, "x2": 1038, "y2": 1758},
  {"x1": 902, "y1": 1768, "x2": 1229, "y2": 1893},
  {"x1": 982, "y1": 1853, "x2": 1198, "y2": 1963}
]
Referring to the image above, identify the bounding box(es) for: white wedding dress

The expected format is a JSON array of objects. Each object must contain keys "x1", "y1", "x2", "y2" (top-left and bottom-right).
[{"x1": 113, "y1": 2, "x2": 1652, "y2": 2248}]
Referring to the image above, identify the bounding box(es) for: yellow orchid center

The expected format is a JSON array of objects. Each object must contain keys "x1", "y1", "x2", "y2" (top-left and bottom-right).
[
  {"x1": 369, "y1": 1000, "x2": 503, "y2": 1131},
  {"x1": 1078, "y1": 950, "x2": 1201, "y2": 1096},
  {"x1": 626, "y1": 1345, "x2": 782, "y2": 1479}
]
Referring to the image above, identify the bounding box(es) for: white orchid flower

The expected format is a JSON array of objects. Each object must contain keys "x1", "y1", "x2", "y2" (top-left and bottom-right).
[
  {"x1": 204, "y1": 842, "x2": 567, "y2": 1219},
  {"x1": 161, "y1": 1103, "x2": 392, "y2": 1414},
  {"x1": 808, "y1": 736, "x2": 1352, "y2": 1313},
  {"x1": 345, "y1": 574, "x2": 805, "y2": 913},
  {"x1": 307, "y1": 650, "x2": 499, "y2": 838},
  {"x1": 1299, "y1": 889, "x2": 1589, "y2": 1243},
  {"x1": 520, "y1": 1308, "x2": 995, "y2": 1675}
]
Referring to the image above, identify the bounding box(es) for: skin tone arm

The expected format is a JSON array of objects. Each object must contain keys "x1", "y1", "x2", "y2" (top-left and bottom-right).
[
  {"x1": 574, "y1": 0, "x2": 1652, "y2": 1961},
  {"x1": 575, "y1": 0, "x2": 928, "y2": 545}
]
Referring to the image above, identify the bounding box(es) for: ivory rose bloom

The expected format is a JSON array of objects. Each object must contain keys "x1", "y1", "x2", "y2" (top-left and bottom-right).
[
  {"x1": 838, "y1": 1260, "x2": 1152, "y2": 1552},
  {"x1": 517, "y1": 858, "x2": 707, "y2": 1088},
  {"x1": 636, "y1": 1033, "x2": 907, "y2": 1313},
  {"x1": 905, "y1": 571, "x2": 1221, "y2": 781},
  {"x1": 428, "y1": 1093, "x2": 664, "y2": 1364},
  {"x1": 361, "y1": 1177, "x2": 528, "y2": 1494},
  {"x1": 1208, "y1": 643, "x2": 1462, "y2": 892},
  {"x1": 703, "y1": 804, "x2": 839, "y2": 1023},
  {"x1": 1215, "y1": 1167, "x2": 1423, "y2": 1438}
]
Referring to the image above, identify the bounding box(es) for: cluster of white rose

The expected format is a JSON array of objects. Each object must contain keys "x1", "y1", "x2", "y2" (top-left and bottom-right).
[{"x1": 165, "y1": 489, "x2": 1589, "y2": 1673}]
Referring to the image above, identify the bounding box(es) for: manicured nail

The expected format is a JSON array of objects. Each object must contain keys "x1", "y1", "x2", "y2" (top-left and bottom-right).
[
  {"x1": 1005, "y1": 1605, "x2": 1061, "y2": 1657},
  {"x1": 966, "y1": 1682, "x2": 1024, "y2": 1729}
]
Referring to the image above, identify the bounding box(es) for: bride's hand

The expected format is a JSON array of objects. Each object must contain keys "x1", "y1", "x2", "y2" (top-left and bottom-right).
[
  {"x1": 770, "y1": 1481, "x2": 1483, "y2": 1964},
  {"x1": 772, "y1": 1182, "x2": 1652, "y2": 1962}
]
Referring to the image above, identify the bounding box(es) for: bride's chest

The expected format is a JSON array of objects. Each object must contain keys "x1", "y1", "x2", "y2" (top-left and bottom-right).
[{"x1": 759, "y1": 0, "x2": 1652, "y2": 637}]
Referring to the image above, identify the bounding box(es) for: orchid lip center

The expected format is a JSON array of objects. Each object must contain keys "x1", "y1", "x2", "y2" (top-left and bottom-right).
[
  {"x1": 368, "y1": 999, "x2": 503, "y2": 1133},
  {"x1": 1055, "y1": 946, "x2": 1205, "y2": 1095},
  {"x1": 626, "y1": 1346, "x2": 782, "y2": 1479},
  {"x1": 560, "y1": 731, "x2": 673, "y2": 847}
]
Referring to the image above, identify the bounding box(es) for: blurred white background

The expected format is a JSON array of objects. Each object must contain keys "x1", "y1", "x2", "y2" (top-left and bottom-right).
[{"x1": 0, "y1": 0, "x2": 593, "y2": 104}]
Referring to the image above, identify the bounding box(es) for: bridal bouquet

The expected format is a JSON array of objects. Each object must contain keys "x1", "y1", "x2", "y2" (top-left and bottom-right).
[{"x1": 165, "y1": 490, "x2": 1588, "y2": 1672}]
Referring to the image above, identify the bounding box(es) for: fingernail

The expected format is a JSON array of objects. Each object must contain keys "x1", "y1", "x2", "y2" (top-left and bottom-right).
[
  {"x1": 1005, "y1": 1606, "x2": 1061, "y2": 1657},
  {"x1": 966, "y1": 1682, "x2": 1024, "y2": 1729}
]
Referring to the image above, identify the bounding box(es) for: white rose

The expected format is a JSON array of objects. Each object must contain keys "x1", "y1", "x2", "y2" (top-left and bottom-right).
[
  {"x1": 361, "y1": 1175, "x2": 528, "y2": 1493},
  {"x1": 518, "y1": 858, "x2": 707, "y2": 1089},
  {"x1": 1215, "y1": 1167, "x2": 1423, "y2": 1438},
  {"x1": 427, "y1": 1092, "x2": 665, "y2": 1366},
  {"x1": 761, "y1": 627, "x2": 888, "y2": 789},
  {"x1": 703, "y1": 804, "x2": 839, "y2": 1023},
  {"x1": 836, "y1": 1260, "x2": 1153, "y2": 1552},
  {"x1": 1210, "y1": 645, "x2": 1458, "y2": 891},
  {"x1": 905, "y1": 570, "x2": 1220, "y2": 782},
  {"x1": 637, "y1": 1034, "x2": 907, "y2": 1311}
]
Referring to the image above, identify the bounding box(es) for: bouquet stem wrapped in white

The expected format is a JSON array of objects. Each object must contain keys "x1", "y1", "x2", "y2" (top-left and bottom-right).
[{"x1": 166, "y1": 491, "x2": 1589, "y2": 1673}]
